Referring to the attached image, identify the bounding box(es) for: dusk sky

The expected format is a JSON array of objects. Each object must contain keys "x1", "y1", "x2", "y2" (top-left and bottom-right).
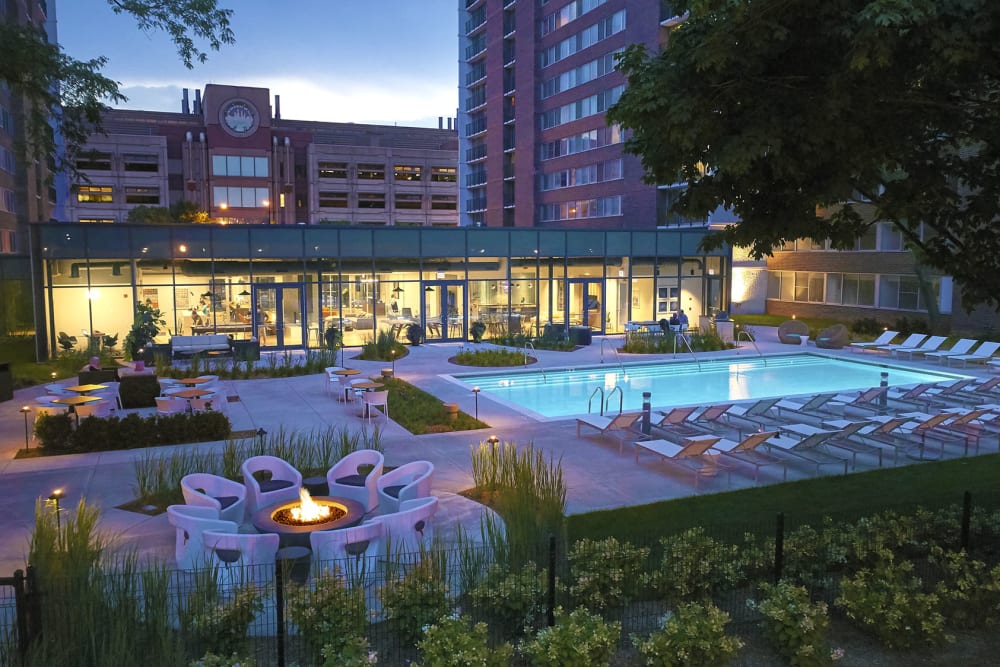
[{"x1": 56, "y1": 0, "x2": 459, "y2": 128}]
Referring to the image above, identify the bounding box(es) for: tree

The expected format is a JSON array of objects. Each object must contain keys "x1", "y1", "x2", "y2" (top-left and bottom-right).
[
  {"x1": 607, "y1": 0, "x2": 1000, "y2": 309},
  {"x1": 124, "y1": 201, "x2": 210, "y2": 224},
  {"x1": 0, "y1": 1, "x2": 234, "y2": 175}
]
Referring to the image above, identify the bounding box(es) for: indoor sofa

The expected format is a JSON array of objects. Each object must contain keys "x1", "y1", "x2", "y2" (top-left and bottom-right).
[{"x1": 169, "y1": 334, "x2": 232, "y2": 358}]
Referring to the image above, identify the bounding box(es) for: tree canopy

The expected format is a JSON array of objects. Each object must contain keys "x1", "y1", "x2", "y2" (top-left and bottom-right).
[
  {"x1": 0, "y1": 0, "x2": 234, "y2": 175},
  {"x1": 608, "y1": 0, "x2": 1000, "y2": 309}
]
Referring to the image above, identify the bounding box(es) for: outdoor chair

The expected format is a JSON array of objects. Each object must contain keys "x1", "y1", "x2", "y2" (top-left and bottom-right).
[
  {"x1": 724, "y1": 398, "x2": 783, "y2": 433},
  {"x1": 73, "y1": 399, "x2": 112, "y2": 420},
  {"x1": 166, "y1": 505, "x2": 238, "y2": 570},
  {"x1": 576, "y1": 411, "x2": 644, "y2": 455},
  {"x1": 324, "y1": 366, "x2": 344, "y2": 394},
  {"x1": 947, "y1": 341, "x2": 1000, "y2": 367},
  {"x1": 893, "y1": 336, "x2": 947, "y2": 359},
  {"x1": 632, "y1": 434, "x2": 730, "y2": 491},
  {"x1": 689, "y1": 404, "x2": 735, "y2": 433},
  {"x1": 91, "y1": 381, "x2": 122, "y2": 410},
  {"x1": 775, "y1": 393, "x2": 840, "y2": 423},
  {"x1": 361, "y1": 390, "x2": 389, "y2": 423},
  {"x1": 820, "y1": 420, "x2": 890, "y2": 469},
  {"x1": 764, "y1": 429, "x2": 850, "y2": 475},
  {"x1": 923, "y1": 338, "x2": 977, "y2": 364},
  {"x1": 850, "y1": 330, "x2": 899, "y2": 352},
  {"x1": 366, "y1": 496, "x2": 438, "y2": 557},
  {"x1": 158, "y1": 378, "x2": 183, "y2": 396},
  {"x1": 713, "y1": 431, "x2": 787, "y2": 483},
  {"x1": 837, "y1": 386, "x2": 890, "y2": 417},
  {"x1": 814, "y1": 324, "x2": 850, "y2": 349},
  {"x1": 777, "y1": 320, "x2": 809, "y2": 345},
  {"x1": 241, "y1": 455, "x2": 303, "y2": 515},
  {"x1": 155, "y1": 396, "x2": 187, "y2": 416},
  {"x1": 874, "y1": 333, "x2": 928, "y2": 354},
  {"x1": 201, "y1": 530, "x2": 280, "y2": 589},
  {"x1": 310, "y1": 521, "x2": 385, "y2": 585},
  {"x1": 376, "y1": 460, "x2": 434, "y2": 515},
  {"x1": 648, "y1": 406, "x2": 700, "y2": 440},
  {"x1": 181, "y1": 472, "x2": 248, "y2": 523},
  {"x1": 326, "y1": 449, "x2": 385, "y2": 513}
]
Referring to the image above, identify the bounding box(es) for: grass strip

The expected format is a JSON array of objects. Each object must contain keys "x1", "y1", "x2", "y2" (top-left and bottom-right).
[{"x1": 568, "y1": 454, "x2": 1000, "y2": 544}]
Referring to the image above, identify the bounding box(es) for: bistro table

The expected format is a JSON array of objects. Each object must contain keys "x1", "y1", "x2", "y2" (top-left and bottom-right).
[
  {"x1": 331, "y1": 368, "x2": 361, "y2": 402},
  {"x1": 51, "y1": 395, "x2": 103, "y2": 423},
  {"x1": 172, "y1": 388, "x2": 215, "y2": 399},
  {"x1": 350, "y1": 380, "x2": 383, "y2": 417},
  {"x1": 64, "y1": 384, "x2": 108, "y2": 395},
  {"x1": 176, "y1": 377, "x2": 211, "y2": 386}
]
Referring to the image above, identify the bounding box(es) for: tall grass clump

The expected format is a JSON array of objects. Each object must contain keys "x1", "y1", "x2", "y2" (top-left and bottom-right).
[
  {"x1": 469, "y1": 439, "x2": 566, "y2": 569},
  {"x1": 133, "y1": 447, "x2": 221, "y2": 507},
  {"x1": 359, "y1": 329, "x2": 406, "y2": 361},
  {"x1": 221, "y1": 424, "x2": 383, "y2": 479}
]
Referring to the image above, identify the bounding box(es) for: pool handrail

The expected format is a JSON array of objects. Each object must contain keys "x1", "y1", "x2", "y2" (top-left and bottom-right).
[
  {"x1": 605, "y1": 385, "x2": 623, "y2": 415},
  {"x1": 588, "y1": 386, "x2": 605, "y2": 415},
  {"x1": 601, "y1": 338, "x2": 627, "y2": 378},
  {"x1": 737, "y1": 331, "x2": 767, "y2": 366},
  {"x1": 522, "y1": 341, "x2": 535, "y2": 366},
  {"x1": 673, "y1": 332, "x2": 702, "y2": 370}
]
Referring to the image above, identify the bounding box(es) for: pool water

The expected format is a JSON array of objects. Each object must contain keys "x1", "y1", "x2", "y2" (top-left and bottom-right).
[{"x1": 453, "y1": 353, "x2": 970, "y2": 420}]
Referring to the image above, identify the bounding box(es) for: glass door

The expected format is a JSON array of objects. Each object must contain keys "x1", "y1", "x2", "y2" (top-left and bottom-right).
[
  {"x1": 253, "y1": 284, "x2": 305, "y2": 349},
  {"x1": 421, "y1": 281, "x2": 466, "y2": 342},
  {"x1": 567, "y1": 279, "x2": 604, "y2": 333}
]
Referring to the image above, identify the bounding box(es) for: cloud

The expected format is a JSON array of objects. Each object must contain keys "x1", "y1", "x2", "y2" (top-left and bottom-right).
[{"x1": 116, "y1": 76, "x2": 457, "y2": 128}]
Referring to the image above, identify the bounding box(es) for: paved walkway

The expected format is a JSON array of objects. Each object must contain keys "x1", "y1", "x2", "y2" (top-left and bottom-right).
[{"x1": 0, "y1": 330, "x2": 990, "y2": 573}]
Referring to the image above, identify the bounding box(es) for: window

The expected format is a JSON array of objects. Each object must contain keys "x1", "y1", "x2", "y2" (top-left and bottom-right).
[
  {"x1": 357, "y1": 192, "x2": 385, "y2": 208},
  {"x1": 318, "y1": 191, "x2": 349, "y2": 208},
  {"x1": 540, "y1": 85, "x2": 624, "y2": 129},
  {"x1": 539, "y1": 0, "x2": 609, "y2": 35},
  {"x1": 431, "y1": 166, "x2": 457, "y2": 182},
  {"x1": 0, "y1": 106, "x2": 12, "y2": 136},
  {"x1": 540, "y1": 50, "x2": 620, "y2": 98},
  {"x1": 538, "y1": 195, "x2": 621, "y2": 221},
  {"x1": 394, "y1": 165, "x2": 422, "y2": 181},
  {"x1": 212, "y1": 186, "x2": 269, "y2": 207},
  {"x1": 0, "y1": 187, "x2": 14, "y2": 213},
  {"x1": 878, "y1": 222, "x2": 903, "y2": 250},
  {"x1": 856, "y1": 225, "x2": 877, "y2": 250},
  {"x1": 79, "y1": 218, "x2": 115, "y2": 224},
  {"x1": 123, "y1": 154, "x2": 159, "y2": 172},
  {"x1": 77, "y1": 185, "x2": 113, "y2": 203},
  {"x1": 318, "y1": 161, "x2": 348, "y2": 179},
  {"x1": 395, "y1": 193, "x2": 423, "y2": 209},
  {"x1": 842, "y1": 273, "x2": 876, "y2": 306},
  {"x1": 431, "y1": 195, "x2": 458, "y2": 210},
  {"x1": 540, "y1": 126, "x2": 622, "y2": 160},
  {"x1": 0, "y1": 146, "x2": 15, "y2": 174},
  {"x1": 211, "y1": 154, "x2": 269, "y2": 177},
  {"x1": 540, "y1": 9, "x2": 626, "y2": 67},
  {"x1": 125, "y1": 186, "x2": 160, "y2": 205},
  {"x1": 357, "y1": 164, "x2": 385, "y2": 180},
  {"x1": 539, "y1": 159, "x2": 623, "y2": 190},
  {"x1": 76, "y1": 152, "x2": 112, "y2": 171}
]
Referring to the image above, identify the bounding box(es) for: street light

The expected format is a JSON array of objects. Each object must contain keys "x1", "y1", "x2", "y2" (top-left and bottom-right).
[
  {"x1": 48, "y1": 489, "x2": 64, "y2": 532},
  {"x1": 20, "y1": 406, "x2": 31, "y2": 451},
  {"x1": 487, "y1": 434, "x2": 500, "y2": 447},
  {"x1": 472, "y1": 386, "x2": 480, "y2": 420}
]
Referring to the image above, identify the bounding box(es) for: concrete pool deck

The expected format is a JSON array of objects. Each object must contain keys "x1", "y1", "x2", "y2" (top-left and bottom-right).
[{"x1": 0, "y1": 330, "x2": 990, "y2": 573}]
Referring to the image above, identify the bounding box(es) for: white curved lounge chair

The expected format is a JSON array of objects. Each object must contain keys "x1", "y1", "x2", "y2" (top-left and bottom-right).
[
  {"x1": 241, "y1": 455, "x2": 302, "y2": 514},
  {"x1": 166, "y1": 505, "x2": 238, "y2": 570},
  {"x1": 376, "y1": 460, "x2": 433, "y2": 515},
  {"x1": 181, "y1": 472, "x2": 248, "y2": 523},
  {"x1": 326, "y1": 449, "x2": 384, "y2": 513},
  {"x1": 366, "y1": 496, "x2": 438, "y2": 557}
]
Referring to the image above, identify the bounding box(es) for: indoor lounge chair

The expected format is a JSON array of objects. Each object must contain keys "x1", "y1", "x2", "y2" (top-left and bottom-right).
[
  {"x1": 850, "y1": 330, "x2": 898, "y2": 352},
  {"x1": 576, "y1": 411, "x2": 644, "y2": 455}
]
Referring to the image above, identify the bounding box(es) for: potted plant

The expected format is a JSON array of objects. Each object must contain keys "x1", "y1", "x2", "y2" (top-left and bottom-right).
[
  {"x1": 324, "y1": 326, "x2": 343, "y2": 350},
  {"x1": 470, "y1": 320, "x2": 487, "y2": 343},
  {"x1": 405, "y1": 322, "x2": 425, "y2": 346},
  {"x1": 123, "y1": 302, "x2": 165, "y2": 360}
]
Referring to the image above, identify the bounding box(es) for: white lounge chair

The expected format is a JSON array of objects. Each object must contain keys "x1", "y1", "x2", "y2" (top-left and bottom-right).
[
  {"x1": 166, "y1": 505, "x2": 238, "y2": 570},
  {"x1": 181, "y1": 472, "x2": 248, "y2": 523},
  {"x1": 576, "y1": 411, "x2": 644, "y2": 454},
  {"x1": 632, "y1": 434, "x2": 729, "y2": 490},
  {"x1": 764, "y1": 429, "x2": 850, "y2": 475},
  {"x1": 850, "y1": 330, "x2": 898, "y2": 352},
  {"x1": 327, "y1": 449, "x2": 384, "y2": 513},
  {"x1": 948, "y1": 341, "x2": 1000, "y2": 367},
  {"x1": 924, "y1": 338, "x2": 977, "y2": 364},
  {"x1": 893, "y1": 336, "x2": 947, "y2": 359},
  {"x1": 713, "y1": 431, "x2": 787, "y2": 483},
  {"x1": 376, "y1": 460, "x2": 433, "y2": 515},
  {"x1": 874, "y1": 333, "x2": 927, "y2": 354}
]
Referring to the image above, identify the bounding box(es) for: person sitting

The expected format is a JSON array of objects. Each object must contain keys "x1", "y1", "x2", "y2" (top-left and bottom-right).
[
  {"x1": 80, "y1": 356, "x2": 102, "y2": 372},
  {"x1": 678, "y1": 309, "x2": 690, "y2": 330},
  {"x1": 669, "y1": 312, "x2": 680, "y2": 327},
  {"x1": 190, "y1": 309, "x2": 203, "y2": 327}
]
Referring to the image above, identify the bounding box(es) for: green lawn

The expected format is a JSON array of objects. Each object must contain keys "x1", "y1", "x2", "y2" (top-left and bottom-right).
[{"x1": 567, "y1": 454, "x2": 1000, "y2": 543}]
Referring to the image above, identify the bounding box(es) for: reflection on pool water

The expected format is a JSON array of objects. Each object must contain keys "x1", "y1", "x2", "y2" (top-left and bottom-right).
[{"x1": 453, "y1": 353, "x2": 971, "y2": 420}]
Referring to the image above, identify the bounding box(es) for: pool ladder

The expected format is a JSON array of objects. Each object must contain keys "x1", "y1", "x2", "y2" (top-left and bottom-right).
[
  {"x1": 522, "y1": 341, "x2": 535, "y2": 366},
  {"x1": 588, "y1": 385, "x2": 623, "y2": 416},
  {"x1": 600, "y1": 338, "x2": 627, "y2": 378},
  {"x1": 737, "y1": 331, "x2": 767, "y2": 366}
]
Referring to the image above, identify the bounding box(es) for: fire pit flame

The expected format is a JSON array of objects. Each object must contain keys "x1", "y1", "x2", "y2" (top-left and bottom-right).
[{"x1": 290, "y1": 488, "x2": 332, "y2": 523}]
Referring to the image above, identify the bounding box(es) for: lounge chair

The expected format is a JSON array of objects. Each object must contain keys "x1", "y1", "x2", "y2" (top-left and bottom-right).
[
  {"x1": 850, "y1": 330, "x2": 898, "y2": 352},
  {"x1": 764, "y1": 428, "x2": 850, "y2": 475},
  {"x1": 950, "y1": 376, "x2": 1000, "y2": 402},
  {"x1": 577, "y1": 412, "x2": 644, "y2": 455},
  {"x1": 947, "y1": 341, "x2": 1000, "y2": 367},
  {"x1": 923, "y1": 338, "x2": 977, "y2": 364},
  {"x1": 650, "y1": 406, "x2": 703, "y2": 440},
  {"x1": 893, "y1": 336, "x2": 947, "y2": 359},
  {"x1": 689, "y1": 404, "x2": 734, "y2": 432},
  {"x1": 713, "y1": 431, "x2": 787, "y2": 483},
  {"x1": 820, "y1": 420, "x2": 889, "y2": 468},
  {"x1": 775, "y1": 393, "x2": 840, "y2": 422},
  {"x1": 632, "y1": 434, "x2": 728, "y2": 490},
  {"x1": 864, "y1": 412, "x2": 965, "y2": 460},
  {"x1": 777, "y1": 320, "x2": 810, "y2": 345},
  {"x1": 874, "y1": 333, "x2": 928, "y2": 354},
  {"x1": 848, "y1": 416, "x2": 918, "y2": 466},
  {"x1": 724, "y1": 398, "x2": 783, "y2": 432},
  {"x1": 837, "y1": 386, "x2": 890, "y2": 416}
]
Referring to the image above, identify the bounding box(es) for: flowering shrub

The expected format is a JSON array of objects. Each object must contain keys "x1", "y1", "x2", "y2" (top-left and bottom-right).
[
  {"x1": 467, "y1": 562, "x2": 547, "y2": 635},
  {"x1": 652, "y1": 527, "x2": 741, "y2": 605},
  {"x1": 781, "y1": 519, "x2": 852, "y2": 590},
  {"x1": 568, "y1": 537, "x2": 650, "y2": 612},
  {"x1": 753, "y1": 582, "x2": 839, "y2": 666},
  {"x1": 836, "y1": 551, "x2": 949, "y2": 648},
  {"x1": 286, "y1": 570, "x2": 367, "y2": 655},
  {"x1": 183, "y1": 584, "x2": 263, "y2": 659},
  {"x1": 416, "y1": 613, "x2": 512, "y2": 667},
  {"x1": 320, "y1": 636, "x2": 378, "y2": 667},
  {"x1": 632, "y1": 602, "x2": 742, "y2": 667},
  {"x1": 521, "y1": 607, "x2": 620, "y2": 667},
  {"x1": 189, "y1": 653, "x2": 254, "y2": 667},
  {"x1": 380, "y1": 559, "x2": 452, "y2": 646},
  {"x1": 929, "y1": 546, "x2": 1000, "y2": 629}
]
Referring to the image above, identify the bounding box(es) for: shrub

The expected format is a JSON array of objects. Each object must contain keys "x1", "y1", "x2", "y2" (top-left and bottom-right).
[
  {"x1": 781, "y1": 519, "x2": 852, "y2": 590},
  {"x1": 929, "y1": 546, "x2": 1000, "y2": 629},
  {"x1": 567, "y1": 537, "x2": 650, "y2": 612},
  {"x1": 183, "y1": 584, "x2": 264, "y2": 659},
  {"x1": 850, "y1": 317, "x2": 883, "y2": 336},
  {"x1": 189, "y1": 653, "x2": 254, "y2": 667},
  {"x1": 453, "y1": 348, "x2": 531, "y2": 367},
  {"x1": 521, "y1": 607, "x2": 620, "y2": 667},
  {"x1": 119, "y1": 374, "x2": 160, "y2": 408},
  {"x1": 380, "y1": 558, "x2": 452, "y2": 647},
  {"x1": 406, "y1": 323, "x2": 424, "y2": 345},
  {"x1": 359, "y1": 329, "x2": 406, "y2": 361},
  {"x1": 320, "y1": 636, "x2": 377, "y2": 667},
  {"x1": 35, "y1": 410, "x2": 231, "y2": 454},
  {"x1": 416, "y1": 613, "x2": 512, "y2": 667},
  {"x1": 467, "y1": 562, "x2": 547, "y2": 636},
  {"x1": 286, "y1": 570, "x2": 367, "y2": 655},
  {"x1": 652, "y1": 528, "x2": 741, "y2": 605},
  {"x1": 754, "y1": 582, "x2": 837, "y2": 666},
  {"x1": 470, "y1": 320, "x2": 487, "y2": 343},
  {"x1": 632, "y1": 602, "x2": 742, "y2": 667},
  {"x1": 836, "y1": 551, "x2": 948, "y2": 649}
]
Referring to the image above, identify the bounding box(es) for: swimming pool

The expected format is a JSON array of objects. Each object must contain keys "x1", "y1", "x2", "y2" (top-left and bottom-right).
[{"x1": 452, "y1": 353, "x2": 971, "y2": 420}]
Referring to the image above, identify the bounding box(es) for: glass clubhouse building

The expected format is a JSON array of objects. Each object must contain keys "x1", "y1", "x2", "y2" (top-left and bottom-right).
[{"x1": 27, "y1": 223, "x2": 730, "y2": 358}]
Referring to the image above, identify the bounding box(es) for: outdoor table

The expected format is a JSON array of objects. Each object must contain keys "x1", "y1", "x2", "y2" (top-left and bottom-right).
[
  {"x1": 172, "y1": 388, "x2": 215, "y2": 399},
  {"x1": 64, "y1": 384, "x2": 108, "y2": 395},
  {"x1": 177, "y1": 377, "x2": 211, "y2": 386},
  {"x1": 51, "y1": 395, "x2": 102, "y2": 423},
  {"x1": 332, "y1": 368, "x2": 361, "y2": 402}
]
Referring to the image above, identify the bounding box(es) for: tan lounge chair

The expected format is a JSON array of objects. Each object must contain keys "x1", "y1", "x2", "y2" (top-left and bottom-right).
[{"x1": 577, "y1": 411, "x2": 643, "y2": 455}]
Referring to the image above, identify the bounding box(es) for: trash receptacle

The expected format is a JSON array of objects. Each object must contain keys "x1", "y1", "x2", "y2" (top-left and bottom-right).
[
  {"x1": 569, "y1": 326, "x2": 593, "y2": 346},
  {"x1": 0, "y1": 362, "x2": 13, "y2": 402}
]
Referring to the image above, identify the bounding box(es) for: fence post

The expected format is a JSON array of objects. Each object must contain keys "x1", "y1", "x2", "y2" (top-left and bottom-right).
[
  {"x1": 25, "y1": 566, "x2": 40, "y2": 647},
  {"x1": 961, "y1": 491, "x2": 972, "y2": 551},
  {"x1": 12, "y1": 569, "x2": 27, "y2": 658},
  {"x1": 275, "y1": 560, "x2": 286, "y2": 667},
  {"x1": 774, "y1": 513, "x2": 785, "y2": 583},
  {"x1": 547, "y1": 534, "x2": 556, "y2": 627}
]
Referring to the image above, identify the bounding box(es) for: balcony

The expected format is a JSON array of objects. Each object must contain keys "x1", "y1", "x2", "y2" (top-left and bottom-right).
[
  {"x1": 465, "y1": 35, "x2": 487, "y2": 61},
  {"x1": 465, "y1": 144, "x2": 488, "y2": 163},
  {"x1": 465, "y1": 9, "x2": 487, "y2": 35},
  {"x1": 466, "y1": 198, "x2": 487, "y2": 212},
  {"x1": 465, "y1": 117, "x2": 487, "y2": 137}
]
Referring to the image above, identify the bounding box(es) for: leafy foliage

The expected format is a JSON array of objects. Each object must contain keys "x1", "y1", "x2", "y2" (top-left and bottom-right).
[
  {"x1": 632, "y1": 602, "x2": 742, "y2": 667},
  {"x1": 452, "y1": 347, "x2": 534, "y2": 367},
  {"x1": 35, "y1": 410, "x2": 231, "y2": 454},
  {"x1": 466, "y1": 562, "x2": 547, "y2": 636},
  {"x1": 567, "y1": 537, "x2": 650, "y2": 612},
  {"x1": 123, "y1": 301, "x2": 166, "y2": 360},
  {"x1": 609, "y1": 0, "x2": 1000, "y2": 308},
  {"x1": 286, "y1": 570, "x2": 367, "y2": 656},
  {"x1": 521, "y1": 607, "x2": 620, "y2": 667},
  {"x1": 380, "y1": 557, "x2": 452, "y2": 647},
  {"x1": 416, "y1": 614, "x2": 512, "y2": 667},
  {"x1": 754, "y1": 582, "x2": 836, "y2": 666}
]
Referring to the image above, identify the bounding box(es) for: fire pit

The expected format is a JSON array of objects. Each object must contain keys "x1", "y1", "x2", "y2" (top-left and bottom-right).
[{"x1": 252, "y1": 489, "x2": 365, "y2": 547}]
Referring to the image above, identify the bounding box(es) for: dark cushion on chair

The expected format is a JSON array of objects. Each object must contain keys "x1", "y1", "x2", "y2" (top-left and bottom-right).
[
  {"x1": 335, "y1": 474, "x2": 367, "y2": 487},
  {"x1": 259, "y1": 479, "x2": 293, "y2": 492},
  {"x1": 382, "y1": 484, "x2": 405, "y2": 498},
  {"x1": 214, "y1": 495, "x2": 240, "y2": 510}
]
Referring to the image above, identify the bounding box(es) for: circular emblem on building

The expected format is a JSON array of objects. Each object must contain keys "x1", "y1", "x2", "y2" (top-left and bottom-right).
[{"x1": 220, "y1": 99, "x2": 258, "y2": 136}]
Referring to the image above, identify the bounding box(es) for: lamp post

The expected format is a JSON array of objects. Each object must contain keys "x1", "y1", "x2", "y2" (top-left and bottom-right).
[
  {"x1": 390, "y1": 349, "x2": 396, "y2": 376},
  {"x1": 48, "y1": 489, "x2": 63, "y2": 533},
  {"x1": 487, "y1": 434, "x2": 499, "y2": 447},
  {"x1": 20, "y1": 406, "x2": 31, "y2": 451},
  {"x1": 472, "y1": 386, "x2": 480, "y2": 420}
]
